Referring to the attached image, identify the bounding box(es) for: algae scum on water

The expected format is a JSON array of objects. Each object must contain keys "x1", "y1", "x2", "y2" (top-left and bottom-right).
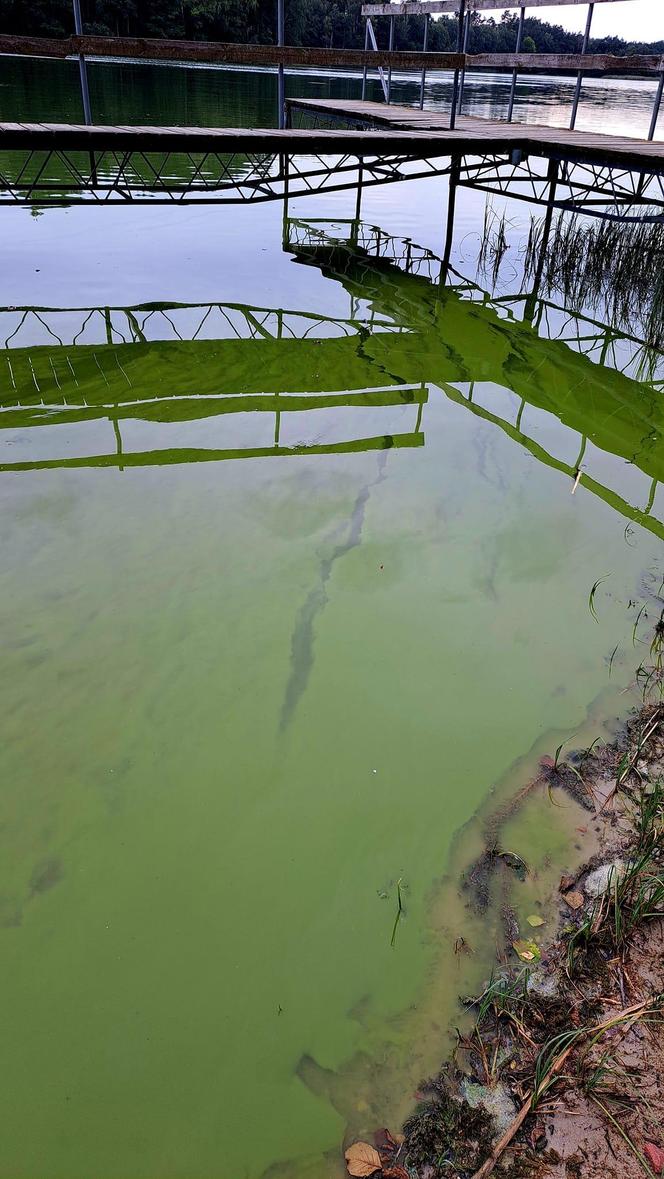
[{"x1": 1, "y1": 67, "x2": 664, "y2": 1179}]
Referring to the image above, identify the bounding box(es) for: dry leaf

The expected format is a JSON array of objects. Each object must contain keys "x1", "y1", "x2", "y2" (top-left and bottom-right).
[
  {"x1": 644, "y1": 1143, "x2": 664, "y2": 1174},
  {"x1": 345, "y1": 1142, "x2": 382, "y2": 1177},
  {"x1": 564, "y1": 890, "x2": 584, "y2": 911},
  {"x1": 383, "y1": 1167, "x2": 410, "y2": 1179},
  {"x1": 527, "y1": 915, "x2": 545, "y2": 927},
  {"x1": 513, "y1": 939, "x2": 541, "y2": 962},
  {"x1": 559, "y1": 873, "x2": 576, "y2": 892}
]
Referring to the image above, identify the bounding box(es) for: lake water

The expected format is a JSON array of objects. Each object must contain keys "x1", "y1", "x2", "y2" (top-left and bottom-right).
[{"x1": 0, "y1": 54, "x2": 663, "y2": 1179}]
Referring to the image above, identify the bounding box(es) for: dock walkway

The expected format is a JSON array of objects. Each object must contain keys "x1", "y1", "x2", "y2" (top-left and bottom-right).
[
  {"x1": 2, "y1": 100, "x2": 663, "y2": 206},
  {"x1": 1, "y1": 101, "x2": 663, "y2": 175},
  {"x1": 285, "y1": 98, "x2": 664, "y2": 171}
]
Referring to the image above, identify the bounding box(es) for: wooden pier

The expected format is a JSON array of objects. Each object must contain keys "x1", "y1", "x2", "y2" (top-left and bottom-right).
[
  {"x1": 1, "y1": 101, "x2": 662, "y2": 176},
  {"x1": 285, "y1": 99, "x2": 664, "y2": 171},
  {"x1": 1, "y1": 0, "x2": 664, "y2": 206}
]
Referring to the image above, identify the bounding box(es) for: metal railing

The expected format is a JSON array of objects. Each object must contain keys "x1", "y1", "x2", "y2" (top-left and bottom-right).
[
  {"x1": 360, "y1": 0, "x2": 664, "y2": 138},
  {"x1": 2, "y1": 0, "x2": 663, "y2": 141}
]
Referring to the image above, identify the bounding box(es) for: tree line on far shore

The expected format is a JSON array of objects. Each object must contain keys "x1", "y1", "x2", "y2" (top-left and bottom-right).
[{"x1": 3, "y1": 0, "x2": 663, "y2": 56}]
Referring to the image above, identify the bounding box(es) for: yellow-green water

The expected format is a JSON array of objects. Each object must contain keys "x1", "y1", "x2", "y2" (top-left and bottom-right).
[{"x1": 1, "y1": 57, "x2": 663, "y2": 1179}]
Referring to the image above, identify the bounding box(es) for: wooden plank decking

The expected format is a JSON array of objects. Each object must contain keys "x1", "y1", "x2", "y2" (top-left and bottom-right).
[
  {"x1": 285, "y1": 98, "x2": 664, "y2": 170},
  {"x1": 1, "y1": 100, "x2": 663, "y2": 173}
]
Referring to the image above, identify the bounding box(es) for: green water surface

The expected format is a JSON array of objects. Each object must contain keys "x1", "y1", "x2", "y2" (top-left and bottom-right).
[{"x1": 0, "y1": 56, "x2": 663, "y2": 1179}]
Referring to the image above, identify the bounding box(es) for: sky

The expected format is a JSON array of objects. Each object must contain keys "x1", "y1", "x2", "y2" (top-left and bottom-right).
[{"x1": 528, "y1": 1, "x2": 664, "y2": 39}]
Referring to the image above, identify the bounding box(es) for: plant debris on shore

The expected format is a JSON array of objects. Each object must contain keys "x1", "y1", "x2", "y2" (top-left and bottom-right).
[{"x1": 344, "y1": 703, "x2": 664, "y2": 1179}]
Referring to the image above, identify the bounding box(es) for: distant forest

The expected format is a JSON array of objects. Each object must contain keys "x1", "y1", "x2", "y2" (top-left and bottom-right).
[{"x1": 2, "y1": 0, "x2": 663, "y2": 56}]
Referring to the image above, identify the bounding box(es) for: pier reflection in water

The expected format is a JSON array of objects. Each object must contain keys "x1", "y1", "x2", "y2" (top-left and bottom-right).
[
  {"x1": 2, "y1": 166, "x2": 664, "y2": 1179},
  {"x1": 2, "y1": 182, "x2": 663, "y2": 541}
]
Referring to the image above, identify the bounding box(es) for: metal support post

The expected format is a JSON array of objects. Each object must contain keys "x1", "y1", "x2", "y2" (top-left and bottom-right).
[
  {"x1": 351, "y1": 162, "x2": 363, "y2": 247},
  {"x1": 570, "y1": 2, "x2": 593, "y2": 131},
  {"x1": 649, "y1": 71, "x2": 664, "y2": 141},
  {"x1": 366, "y1": 18, "x2": 389, "y2": 103},
  {"x1": 525, "y1": 158, "x2": 558, "y2": 323},
  {"x1": 419, "y1": 13, "x2": 430, "y2": 109},
  {"x1": 277, "y1": 0, "x2": 285, "y2": 130},
  {"x1": 72, "y1": 0, "x2": 92, "y2": 124},
  {"x1": 281, "y1": 155, "x2": 290, "y2": 251},
  {"x1": 507, "y1": 6, "x2": 525, "y2": 123},
  {"x1": 387, "y1": 16, "x2": 395, "y2": 104},
  {"x1": 440, "y1": 154, "x2": 460, "y2": 283},
  {"x1": 449, "y1": 0, "x2": 466, "y2": 131},
  {"x1": 362, "y1": 20, "x2": 369, "y2": 101},
  {"x1": 457, "y1": 8, "x2": 471, "y2": 115}
]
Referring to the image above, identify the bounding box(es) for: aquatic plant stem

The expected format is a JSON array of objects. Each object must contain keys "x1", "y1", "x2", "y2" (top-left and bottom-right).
[{"x1": 390, "y1": 877, "x2": 404, "y2": 947}]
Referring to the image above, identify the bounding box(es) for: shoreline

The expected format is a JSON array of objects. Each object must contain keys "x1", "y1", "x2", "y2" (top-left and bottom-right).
[{"x1": 344, "y1": 700, "x2": 664, "y2": 1179}]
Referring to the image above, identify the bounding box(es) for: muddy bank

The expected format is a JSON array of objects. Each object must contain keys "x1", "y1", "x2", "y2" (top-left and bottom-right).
[{"x1": 343, "y1": 703, "x2": 664, "y2": 1179}]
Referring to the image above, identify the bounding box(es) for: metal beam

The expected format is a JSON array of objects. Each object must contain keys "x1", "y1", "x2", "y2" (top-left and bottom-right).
[
  {"x1": 419, "y1": 13, "x2": 430, "y2": 108},
  {"x1": 507, "y1": 6, "x2": 525, "y2": 123},
  {"x1": 71, "y1": 0, "x2": 92, "y2": 125},
  {"x1": 365, "y1": 18, "x2": 390, "y2": 101},
  {"x1": 277, "y1": 0, "x2": 285, "y2": 129},
  {"x1": 649, "y1": 71, "x2": 664, "y2": 141},
  {"x1": 570, "y1": 2, "x2": 594, "y2": 130},
  {"x1": 449, "y1": 0, "x2": 466, "y2": 129}
]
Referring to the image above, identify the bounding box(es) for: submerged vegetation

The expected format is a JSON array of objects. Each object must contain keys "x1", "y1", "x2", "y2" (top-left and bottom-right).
[
  {"x1": 477, "y1": 203, "x2": 664, "y2": 366},
  {"x1": 524, "y1": 211, "x2": 664, "y2": 356}
]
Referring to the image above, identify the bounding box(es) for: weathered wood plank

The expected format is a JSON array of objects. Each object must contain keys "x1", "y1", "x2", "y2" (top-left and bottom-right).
[
  {"x1": 362, "y1": 0, "x2": 634, "y2": 15},
  {"x1": 0, "y1": 34, "x2": 464, "y2": 71},
  {"x1": 283, "y1": 100, "x2": 664, "y2": 164},
  {"x1": 472, "y1": 52, "x2": 664, "y2": 71},
  {"x1": 2, "y1": 115, "x2": 663, "y2": 172},
  {"x1": 1, "y1": 35, "x2": 661, "y2": 75}
]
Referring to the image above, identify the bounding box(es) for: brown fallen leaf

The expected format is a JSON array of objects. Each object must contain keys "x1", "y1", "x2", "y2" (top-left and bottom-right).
[
  {"x1": 345, "y1": 1141, "x2": 382, "y2": 1177},
  {"x1": 559, "y1": 873, "x2": 576, "y2": 892},
  {"x1": 644, "y1": 1143, "x2": 664, "y2": 1174},
  {"x1": 383, "y1": 1167, "x2": 410, "y2": 1179},
  {"x1": 564, "y1": 890, "x2": 584, "y2": 911}
]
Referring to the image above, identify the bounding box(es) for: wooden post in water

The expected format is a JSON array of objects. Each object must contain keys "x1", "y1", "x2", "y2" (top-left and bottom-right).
[
  {"x1": 277, "y1": 0, "x2": 285, "y2": 129},
  {"x1": 419, "y1": 13, "x2": 430, "y2": 108},
  {"x1": 72, "y1": 0, "x2": 92, "y2": 124},
  {"x1": 507, "y1": 6, "x2": 526, "y2": 123},
  {"x1": 570, "y1": 1, "x2": 594, "y2": 129}
]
